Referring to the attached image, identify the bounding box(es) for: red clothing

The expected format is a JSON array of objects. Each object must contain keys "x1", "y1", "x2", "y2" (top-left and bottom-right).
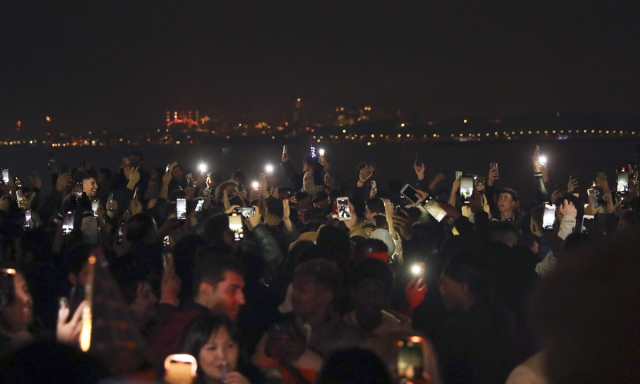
[{"x1": 149, "y1": 301, "x2": 209, "y2": 364}]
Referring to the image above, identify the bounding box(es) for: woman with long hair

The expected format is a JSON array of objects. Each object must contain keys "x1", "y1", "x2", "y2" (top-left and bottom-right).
[{"x1": 181, "y1": 314, "x2": 268, "y2": 384}]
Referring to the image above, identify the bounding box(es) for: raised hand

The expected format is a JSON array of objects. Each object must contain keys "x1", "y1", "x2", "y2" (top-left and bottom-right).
[
  {"x1": 414, "y1": 163, "x2": 425, "y2": 180},
  {"x1": 550, "y1": 189, "x2": 562, "y2": 205},
  {"x1": 559, "y1": 199, "x2": 577, "y2": 219},
  {"x1": 130, "y1": 198, "x2": 142, "y2": 215},
  {"x1": 28, "y1": 173, "x2": 42, "y2": 189},
  {"x1": 344, "y1": 202, "x2": 358, "y2": 230},
  {"x1": 246, "y1": 205, "x2": 261, "y2": 231},
  {"x1": 57, "y1": 301, "x2": 85, "y2": 345},
  {"x1": 56, "y1": 173, "x2": 72, "y2": 192},
  {"x1": 487, "y1": 168, "x2": 498, "y2": 187},
  {"x1": 393, "y1": 209, "x2": 415, "y2": 240},
  {"x1": 567, "y1": 177, "x2": 578, "y2": 193}
]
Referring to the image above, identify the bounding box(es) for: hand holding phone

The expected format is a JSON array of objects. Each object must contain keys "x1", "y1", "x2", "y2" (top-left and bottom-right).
[{"x1": 337, "y1": 197, "x2": 351, "y2": 221}]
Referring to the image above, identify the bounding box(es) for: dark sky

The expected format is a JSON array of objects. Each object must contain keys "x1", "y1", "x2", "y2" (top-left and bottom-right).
[{"x1": 1, "y1": 1, "x2": 639, "y2": 133}]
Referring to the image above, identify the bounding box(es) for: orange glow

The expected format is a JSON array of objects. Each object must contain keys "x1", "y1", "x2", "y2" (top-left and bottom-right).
[
  {"x1": 46, "y1": 116, "x2": 51, "y2": 122},
  {"x1": 409, "y1": 336, "x2": 423, "y2": 343}
]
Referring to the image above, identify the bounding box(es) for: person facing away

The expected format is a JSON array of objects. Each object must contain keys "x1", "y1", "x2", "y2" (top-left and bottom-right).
[
  {"x1": 435, "y1": 253, "x2": 515, "y2": 384},
  {"x1": 151, "y1": 247, "x2": 245, "y2": 363}
]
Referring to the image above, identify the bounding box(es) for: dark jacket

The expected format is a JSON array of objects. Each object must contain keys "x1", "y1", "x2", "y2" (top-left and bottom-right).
[{"x1": 436, "y1": 302, "x2": 515, "y2": 384}]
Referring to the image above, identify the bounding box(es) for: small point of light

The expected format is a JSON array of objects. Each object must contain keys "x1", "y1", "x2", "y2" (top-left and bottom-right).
[
  {"x1": 367, "y1": 142, "x2": 371, "y2": 146},
  {"x1": 265, "y1": 164, "x2": 274, "y2": 173},
  {"x1": 401, "y1": 123, "x2": 405, "y2": 127},
  {"x1": 463, "y1": 119, "x2": 467, "y2": 123},
  {"x1": 198, "y1": 163, "x2": 207, "y2": 172}
]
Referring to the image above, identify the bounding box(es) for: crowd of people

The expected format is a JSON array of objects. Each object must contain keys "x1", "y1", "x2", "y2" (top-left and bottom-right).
[{"x1": 0, "y1": 145, "x2": 639, "y2": 384}]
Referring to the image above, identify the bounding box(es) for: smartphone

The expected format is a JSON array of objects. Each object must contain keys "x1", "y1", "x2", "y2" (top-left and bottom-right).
[
  {"x1": 397, "y1": 337, "x2": 424, "y2": 381},
  {"x1": 14, "y1": 177, "x2": 22, "y2": 188},
  {"x1": 0, "y1": 268, "x2": 17, "y2": 306},
  {"x1": 459, "y1": 176, "x2": 474, "y2": 203},
  {"x1": 117, "y1": 220, "x2": 125, "y2": 243},
  {"x1": 132, "y1": 187, "x2": 139, "y2": 201},
  {"x1": 337, "y1": 197, "x2": 351, "y2": 221},
  {"x1": 411, "y1": 263, "x2": 424, "y2": 276},
  {"x1": 164, "y1": 354, "x2": 197, "y2": 384},
  {"x1": 400, "y1": 184, "x2": 422, "y2": 204},
  {"x1": 195, "y1": 199, "x2": 205, "y2": 212},
  {"x1": 24, "y1": 210, "x2": 31, "y2": 229},
  {"x1": 47, "y1": 154, "x2": 55, "y2": 170},
  {"x1": 282, "y1": 145, "x2": 287, "y2": 156},
  {"x1": 186, "y1": 173, "x2": 193, "y2": 186},
  {"x1": 107, "y1": 193, "x2": 116, "y2": 212},
  {"x1": 582, "y1": 215, "x2": 595, "y2": 234},
  {"x1": 319, "y1": 148, "x2": 325, "y2": 156},
  {"x1": 16, "y1": 189, "x2": 24, "y2": 201},
  {"x1": 455, "y1": 171, "x2": 462, "y2": 180},
  {"x1": 234, "y1": 206, "x2": 256, "y2": 218},
  {"x1": 228, "y1": 213, "x2": 243, "y2": 242},
  {"x1": 617, "y1": 168, "x2": 629, "y2": 194},
  {"x1": 588, "y1": 189, "x2": 598, "y2": 208},
  {"x1": 490, "y1": 162, "x2": 499, "y2": 179},
  {"x1": 62, "y1": 211, "x2": 74, "y2": 235},
  {"x1": 91, "y1": 199, "x2": 99, "y2": 216},
  {"x1": 1, "y1": 169, "x2": 8, "y2": 184},
  {"x1": 163, "y1": 235, "x2": 171, "y2": 247},
  {"x1": 415, "y1": 151, "x2": 425, "y2": 166},
  {"x1": 371, "y1": 180, "x2": 377, "y2": 190},
  {"x1": 60, "y1": 165, "x2": 70, "y2": 174},
  {"x1": 542, "y1": 204, "x2": 556, "y2": 230},
  {"x1": 73, "y1": 182, "x2": 83, "y2": 199},
  {"x1": 476, "y1": 176, "x2": 486, "y2": 189},
  {"x1": 176, "y1": 198, "x2": 187, "y2": 221},
  {"x1": 423, "y1": 199, "x2": 446, "y2": 221}
]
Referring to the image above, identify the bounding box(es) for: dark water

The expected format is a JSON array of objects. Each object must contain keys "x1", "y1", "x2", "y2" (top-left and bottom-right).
[{"x1": 2, "y1": 138, "x2": 638, "y2": 204}]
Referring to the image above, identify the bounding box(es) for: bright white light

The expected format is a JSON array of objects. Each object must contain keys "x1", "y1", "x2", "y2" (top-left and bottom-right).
[
  {"x1": 198, "y1": 163, "x2": 207, "y2": 173},
  {"x1": 319, "y1": 149, "x2": 325, "y2": 156},
  {"x1": 265, "y1": 164, "x2": 274, "y2": 173},
  {"x1": 411, "y1": 264, "x2": 422, "y2": 275},
  {"x1": 539, "y1": 156, "x2": 547, "y2": 165},
  {"x1": 252, "y1": 181, "x2": 259, "y2": 189}
]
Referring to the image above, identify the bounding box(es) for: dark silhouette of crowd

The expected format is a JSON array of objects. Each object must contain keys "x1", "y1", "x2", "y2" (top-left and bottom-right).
[{"x1": 0, "y1": 146, "x2": 639, "y2": 384}]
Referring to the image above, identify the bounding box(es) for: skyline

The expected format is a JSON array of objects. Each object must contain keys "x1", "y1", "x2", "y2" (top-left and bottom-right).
[{"x1": 1, "y1": 2, "x2": 639, "y2": 134}]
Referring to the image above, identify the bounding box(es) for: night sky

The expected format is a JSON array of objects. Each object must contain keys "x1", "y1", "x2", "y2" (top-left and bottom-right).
[{"x1": 1, "y1": 2, "x2": 638, "y2": 134}]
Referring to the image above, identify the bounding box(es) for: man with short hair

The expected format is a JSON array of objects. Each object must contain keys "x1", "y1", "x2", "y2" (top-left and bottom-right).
[
  {"x1": 344, "y1": 258, "x2": 411, "y2": 335},
  {"x1": 150, "y1": 249, "x2": 245, "y2": 362},
  {"x1": 496, "y1": 188, "x2": 521, "y2": 223},
  {"x1": 253, "y1": 259, "x2": 366, "y2": 376},
  {"x1": 364, "y1": 198, "x2": 385, "y2": 220},
  {"x1": 113, "y1": 151, "x2": 150, "y2": 193},
  {"x1": 491, "y1": 221, "x2": 519, "y2": 248}
]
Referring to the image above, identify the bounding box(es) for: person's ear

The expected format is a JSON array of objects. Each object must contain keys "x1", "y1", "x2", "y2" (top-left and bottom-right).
[
  {"x1": 199, "y1": 282, "x2": 213, "y2": 299},
  {"x1": 459, "y1": 282, "x2": 470, "y2": 299}
]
